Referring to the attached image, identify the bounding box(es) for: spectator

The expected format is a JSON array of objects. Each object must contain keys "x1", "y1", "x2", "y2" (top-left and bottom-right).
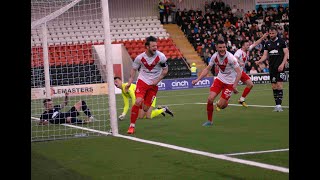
[
  {"x1": 245, "y1": 61, "x2": 252, "y2": 73},
  {"x1": 203, "y1": 48, "x2": 210, "y2": 62},
  {"x1": 231, "y1": 5, "x2": 237, "y2": 14},
  {"x1": 191, "y1": 63, "x2": 198, "y2": 77},
  {"x1": 249, "y1": 66, "x2": 258, "y2": 74},
  {"x1": 230, "y1": 43, "x2": 237, "y2": 54},
  {"x1": 257, "y1": 9, "x2": 264, "y2": 19},
  {"x1": 176, "y1": 10, "x2": 183, "y2": 26},
  {"x1": 164, "y1": 1, "x2": 171, "y2": 24},
  {"x1": 207, "y1": 53, "x2": 212, "y2": 66},
  {"x1": 282, "y1": 13, "x2": 289, "y2": 23},
  {"x1": 158, "y1": 2, "x2": 165, "y2": 24},
  {"x1": 170, "y1": 1, "x2": 177, "y2": 23},
  {"x1": 257, "y1": 5, "x2": 264, "y2": 13},
  {"x1": 224, "y1": 18, "x2": 231, "y2": 28},
  {"x1": 263, "y1": 64, "x2": 269, "y2": 73}
]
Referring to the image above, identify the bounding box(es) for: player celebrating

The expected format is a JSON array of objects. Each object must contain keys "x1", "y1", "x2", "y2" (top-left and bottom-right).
[
  {"x1": 125, "y1": 36, "x2": 169, "y2": 134},
  {"x1": 192, "y1": 40, "x2": 242, "y2": 126},
  {"x1": 234, "y1": 33, "x2": 269, "y2": 107},
  {"x1": 114, "y1": 76, "x2": 173, "y2": 120}
]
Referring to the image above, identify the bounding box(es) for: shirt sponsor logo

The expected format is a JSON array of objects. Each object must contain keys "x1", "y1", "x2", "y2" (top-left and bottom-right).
[{"x1": 269, "y1": 50, "x2": 279, "y2": 55}]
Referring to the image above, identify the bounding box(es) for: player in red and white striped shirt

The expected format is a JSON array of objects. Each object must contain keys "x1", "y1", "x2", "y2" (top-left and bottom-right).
[
  {"x1": 125, "y1": 36, "x2": 169, "y2": 134},
  {"x1": 192, "y1": 40, "x2": 242, "y2": 126},
  {"x1": 233, "y1": 33, "x2": 268, "y2": 107}
]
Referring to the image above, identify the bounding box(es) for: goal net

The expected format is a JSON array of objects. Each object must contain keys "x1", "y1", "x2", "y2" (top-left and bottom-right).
[{"x1": 31, "y1": 0, "x2": 118, "y2": 142}]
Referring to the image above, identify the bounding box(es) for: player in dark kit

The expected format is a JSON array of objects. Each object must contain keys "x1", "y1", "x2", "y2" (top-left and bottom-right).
[
  {"x1": 256, "y1": 26, "x2": 289, "y2": 112},
  {"x1": 39, "y1": 93, "x2": 95, "y2": 125}
]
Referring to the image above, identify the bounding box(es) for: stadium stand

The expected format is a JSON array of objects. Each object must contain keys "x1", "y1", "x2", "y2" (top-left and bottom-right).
[
  {"x1": 175, "y1": 2, "x2": 289, "y2": 75},
  {"x1": 31, "y1": 16, "x2": 193, "y2": 88}
]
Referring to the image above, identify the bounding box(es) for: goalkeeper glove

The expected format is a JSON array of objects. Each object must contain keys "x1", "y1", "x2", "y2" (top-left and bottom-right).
[{"x1": 118, "y1": 114, "x2": 126, "y2": 120}]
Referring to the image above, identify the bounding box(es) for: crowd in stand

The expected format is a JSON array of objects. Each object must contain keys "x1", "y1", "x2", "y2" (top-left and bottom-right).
[
  {"x1": 160, "y1": 0, "x2": 289, "y2": 75},
  {"x1": 158, "y1": 1, "x2": 177, "y2": 24}
]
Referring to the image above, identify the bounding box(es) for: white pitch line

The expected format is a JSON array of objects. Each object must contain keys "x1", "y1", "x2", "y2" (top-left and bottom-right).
[
  {"x1": 122, "y1": 102, "x2": 289, "y2": 110},
  {"x1": 30, "y1": 116, "x2": 288, "y2": 173},
  {"x1": 115, "y1": 134, "x2": 288, "y2": 173},
  {"x1": 61, "y1": 123, "x2": 112, "y2": 135},
  {"x1": 194, "y1": 103, "x2": 289, "y2": 108},
  {"x1": 156, "y1": 87, "x2": 289, "y2": 98},
  {"x1": 31, "y1": 116, "x2": 105, "y2": 122},
  {"x1": 222, "y1": 148, "x2": 289, "y2": 156},
  {"x1": 31, "y1": 116, "x2": 112, "y2": 135},
  {"x1": 31, "y1": 99, "x2": 290, "y2": 173}
]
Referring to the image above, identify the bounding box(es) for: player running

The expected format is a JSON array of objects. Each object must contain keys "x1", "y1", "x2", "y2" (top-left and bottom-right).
[
  {"x1": 192, "y1": 40, "x2": 242, "y2": 126},
  {"x1": 233, "y1": 33, "x2": 268, "y2": 107}
]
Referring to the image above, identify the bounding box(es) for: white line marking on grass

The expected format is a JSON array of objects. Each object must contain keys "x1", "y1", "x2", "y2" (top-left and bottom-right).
[
  {"x1": 194, "y1": 103, "x2": 289, "y2": 108},
  {"x1": 31, "y1": 116, "x2": 288, "y2": 173},
  {"x1": 32, "y1": 100, "x2": 290, "y2": 173},
  {"x1": 156, "y1": 87, "x2": 289, "y2": 98},
  {"x1": 31, "y1": 117, "x2": 105, "y2": 122},
  {"x1": 115, "y1": 134, "x2": 289, "y2": 173},
  {"x1": 222, "y1": 148, "x2": 289, "y2": 156},
  {"x1": 116, "y1": 102, "x2": 289, "y2": 109},
  {"x1": 31, "y1": 117, "x2": 112, "y2": 135},
  {"x1": 61, "y1": 123, "x2": 112, "y2": 135}
]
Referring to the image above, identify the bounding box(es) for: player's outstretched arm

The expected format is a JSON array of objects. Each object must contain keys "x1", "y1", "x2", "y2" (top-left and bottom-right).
[
  {"x1": 125, "y1": 69, "x2": 137, "y2": 92},
  {"x1": 119, "y1": 93, "x2": 129, "y2": 120},
  {"x1": 251, "y1": 32, "x2": 268, "y2": 49},
  {"x1": 192, "y1": 65, "x2": 211, "y2": 85}
]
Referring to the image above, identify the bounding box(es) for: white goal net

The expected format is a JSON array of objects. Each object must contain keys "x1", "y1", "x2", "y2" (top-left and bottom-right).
[{"x1": 31, "y1": 0, "x2": 118, "y2": 142}]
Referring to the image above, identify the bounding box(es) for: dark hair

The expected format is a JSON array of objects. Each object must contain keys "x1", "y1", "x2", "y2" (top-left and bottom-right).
[
  {"x1": 216, "y1": 40, "x2": 226, "y2": 45},
  {"x1": 240, "y1": 40, "x2": 249, "y2": 47},
  {"x1": 114, "y1": 76, "x2": 122, "y2": 81},
  {"x1": 43, "y1": 99, "x2": 52, "y2": 104},
  {"x1": 145, "y1": 36, "x2": 157, "y2": 46},
  {"x1": 269, "y1": 26, "x2": 277, "y2": 31}
]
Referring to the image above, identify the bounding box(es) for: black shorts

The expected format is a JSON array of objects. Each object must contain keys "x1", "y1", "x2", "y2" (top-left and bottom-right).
[
  {"x1": 49, "y1": 107, "x2": 80, "y2": 124},
  {"x1": 269, "y1": 67, "x2": 285, "y2": 83}
]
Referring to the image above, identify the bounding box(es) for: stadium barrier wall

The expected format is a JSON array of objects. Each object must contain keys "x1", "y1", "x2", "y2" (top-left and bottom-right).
[
  {"x1": 31, "y1": 83, "x2": 122, "y2": 100},
  {"x1": 238, "y1": 71, "x2": 289, "y2": 85},
  {"x1": 157, "y1": 71, "x2": 289, "y2": 91},
  {"x1": 31, "y1": 71, "x2": 289, "y2": 99}
]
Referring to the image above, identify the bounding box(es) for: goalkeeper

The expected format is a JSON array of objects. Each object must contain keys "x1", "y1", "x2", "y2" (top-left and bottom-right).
[
  {"x1": 38, "y1": 92, "x2": 94, "y2": 125},
  {"x1": 114, "y1": 76, "x2": 173, "y2": 120}
]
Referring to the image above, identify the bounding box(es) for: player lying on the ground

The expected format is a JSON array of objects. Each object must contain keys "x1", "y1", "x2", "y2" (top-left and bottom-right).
[{"x1": 38, "y1": 93, "x2": 95, "y2": 125}]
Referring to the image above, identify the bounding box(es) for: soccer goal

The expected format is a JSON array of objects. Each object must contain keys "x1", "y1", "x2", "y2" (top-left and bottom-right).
[{"x1": 31, "y1": 0, "x2": 118, "y2": 142}]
